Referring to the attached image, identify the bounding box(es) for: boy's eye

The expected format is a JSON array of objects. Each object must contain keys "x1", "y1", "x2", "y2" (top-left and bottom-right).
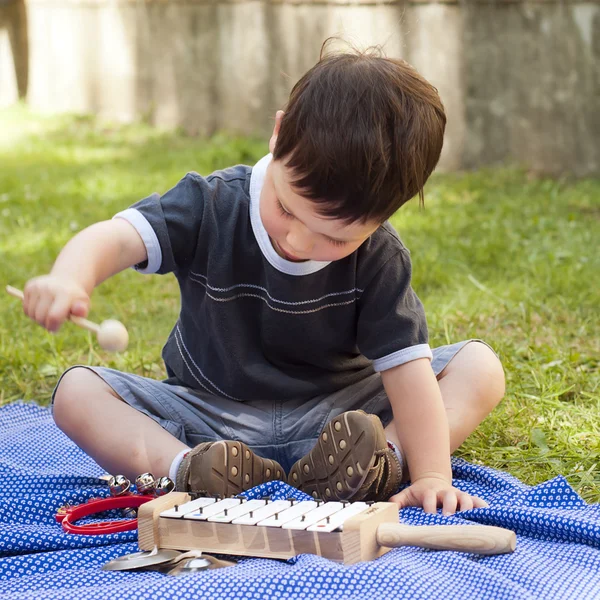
[
  {"x1": 277, "y1": 200, "x2": 293, "y2": 219},
  {"x1": 276, "y1": 197, "x2": 347, "y2": 247}
]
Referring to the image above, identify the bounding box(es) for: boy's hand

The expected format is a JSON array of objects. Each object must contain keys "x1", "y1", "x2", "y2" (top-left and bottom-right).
[
  {"x1": 23, "y1": 275, "x2": 91, "y2": 332},
  {"x1": 390, "y1": 474, "x2": 488, "y2": 515}
]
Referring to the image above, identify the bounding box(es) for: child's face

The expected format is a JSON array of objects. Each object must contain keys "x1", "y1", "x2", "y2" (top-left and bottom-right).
[
  {"x1": 261, "y1": 111, "x2": 380, "y2": 263},
  {"x1": 260, "y1": 159, "x2": 379, "y2": 262}
]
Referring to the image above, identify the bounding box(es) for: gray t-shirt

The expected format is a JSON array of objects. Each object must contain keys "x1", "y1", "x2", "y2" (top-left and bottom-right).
[{"x1": 115, "y1": 154, "x2": 432, "y2": 402}]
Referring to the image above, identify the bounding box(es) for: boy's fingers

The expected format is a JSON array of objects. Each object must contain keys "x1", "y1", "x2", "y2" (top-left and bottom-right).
[
  {"x1": 46, "y1": 296, "x2": 73, "y2": 332},
  {"x1": 389, "y1": 489, "x2": 410, "y2": 509},
  {"x1": 71, "y1": 299, "x2": 89, "y2": 318},
  {"x1": 471, "y1": 495, "x2": 489, "y2": 509},
  {"x1": 34, "y1": 294, "x2": 54, "y2": 328},
  {"x1": 442, "y1": 491, "x2": 458, "y2": 516},
  {"x1": 23, "y1": 285, "x2": 37, "y2": 318},
  {"x1": 422, "y1": 490, "x2": 438, "y2": 514},
  {"x1": 457, "y1": 493, "x2": 474, "y2": 513}
]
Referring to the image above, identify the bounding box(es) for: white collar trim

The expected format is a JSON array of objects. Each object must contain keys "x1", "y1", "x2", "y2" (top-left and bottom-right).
[{"x1": 249, "y1": 154, "x2": 331, "y2": 276}]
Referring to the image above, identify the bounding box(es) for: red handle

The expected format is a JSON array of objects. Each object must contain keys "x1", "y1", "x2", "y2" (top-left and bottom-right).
[{"x1": 58, "y1": 494, "x2": 154, "y2": 535}]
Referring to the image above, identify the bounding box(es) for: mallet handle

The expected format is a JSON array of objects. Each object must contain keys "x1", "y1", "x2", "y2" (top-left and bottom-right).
[
  {"x1": 376, "y1": 522, "x2": 516, "y2": 555},
  {"x1": 5, "y1": 285, "x2": 100, "y2": 334}
]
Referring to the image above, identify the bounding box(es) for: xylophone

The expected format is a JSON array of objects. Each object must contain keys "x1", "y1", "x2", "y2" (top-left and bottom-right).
[{"x1": 138, "y1": 493, "x2": 516, "y2": 564}]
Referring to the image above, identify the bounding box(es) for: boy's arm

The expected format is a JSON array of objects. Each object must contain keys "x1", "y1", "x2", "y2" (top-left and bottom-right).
[
  {"x1": 50, "y1": 219, "x2": 147, "y2": 291},
  {"x1": 381, "y1": 358, "x2": 487, "y2": 515},
  {"x1": 23, "y1": 219, "x2": 147, "y2": 331}
]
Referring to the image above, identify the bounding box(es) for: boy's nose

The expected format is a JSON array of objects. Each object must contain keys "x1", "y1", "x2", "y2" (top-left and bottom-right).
[{"x1": 287, "y1": 223, "x2": 314, "y2": 253}]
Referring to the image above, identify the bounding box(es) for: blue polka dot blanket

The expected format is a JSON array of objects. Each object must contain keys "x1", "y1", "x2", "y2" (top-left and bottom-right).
[{"x1": 1, "y1": 402, "x2": 599, "y2": 600}]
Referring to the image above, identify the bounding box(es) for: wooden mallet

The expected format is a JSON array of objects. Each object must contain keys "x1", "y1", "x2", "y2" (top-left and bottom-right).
[{"x1": 6, "y1": 285, "x2": 129, "y2": 353}]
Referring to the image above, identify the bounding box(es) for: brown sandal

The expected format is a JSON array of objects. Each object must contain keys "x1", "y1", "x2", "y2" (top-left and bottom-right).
[
  {"x1": 288, "y1": 410, "x2": 402, "y2": 502},
  {"x1": 176, "y1": 440, "x2": 285, "y2": 497}
]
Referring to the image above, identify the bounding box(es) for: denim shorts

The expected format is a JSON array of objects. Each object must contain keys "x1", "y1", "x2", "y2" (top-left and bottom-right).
[{"x1": 53, "y1": 339, "x2": 488, "y2": 472}]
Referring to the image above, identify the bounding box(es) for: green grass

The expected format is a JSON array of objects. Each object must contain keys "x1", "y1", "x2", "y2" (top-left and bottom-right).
[{"x1": 1, "y1": 104, "x2": 598, "y2": 502}]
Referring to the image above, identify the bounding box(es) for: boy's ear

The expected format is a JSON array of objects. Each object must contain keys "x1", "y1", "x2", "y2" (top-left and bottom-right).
[{"x1": 269, "y1": 111, "x2": 285, "y2": 154}]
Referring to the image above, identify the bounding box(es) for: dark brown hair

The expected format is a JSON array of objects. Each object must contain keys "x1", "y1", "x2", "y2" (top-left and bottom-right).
[{"x1": 272, "y1": 41, "x2": 446, "y2": 224}]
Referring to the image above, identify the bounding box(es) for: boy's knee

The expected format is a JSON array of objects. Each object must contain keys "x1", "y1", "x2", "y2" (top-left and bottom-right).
[
  {"x1": 466, "y1": 342, "x2": 506, "y2": 409},
  {"x1": 53, "y1": 367, "x2": 106, "y2": 431}
]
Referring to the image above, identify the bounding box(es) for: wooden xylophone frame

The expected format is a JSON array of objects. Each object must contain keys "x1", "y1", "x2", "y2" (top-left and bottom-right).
[{"x1": 138, "y1": 492, "x2": 399, "y2": 564}]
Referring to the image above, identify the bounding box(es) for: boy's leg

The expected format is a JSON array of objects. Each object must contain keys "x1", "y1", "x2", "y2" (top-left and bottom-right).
[
  {"x1": 53, "y1": 367, "x2": 285, "y2": 495},
  {"x1": 384, "y1": 340, "x2": 505, "y2": 457},
  {"x1": 287, "y1": 340, "x2": 504, "y2": 500},
  {"x1": 53, "y1": 367, "x2": 188, "y2": 479}
]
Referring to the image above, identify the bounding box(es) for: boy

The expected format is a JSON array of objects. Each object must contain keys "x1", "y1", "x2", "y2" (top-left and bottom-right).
[{"x1": 21, "y1": 47, "x2": 505, "y2": 515}]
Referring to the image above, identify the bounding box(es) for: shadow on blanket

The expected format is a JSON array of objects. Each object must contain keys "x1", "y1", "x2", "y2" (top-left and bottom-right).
[{"x1": 1, "y1": 402, "x2": 599, "y2": 600}]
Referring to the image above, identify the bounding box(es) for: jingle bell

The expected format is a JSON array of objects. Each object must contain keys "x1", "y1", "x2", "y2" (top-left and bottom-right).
[
  {"x1": 108, "y1": 474, "x2": 131, "y2": 496},
  {"x1": 135, "y1": 472, "x2": 156, "y2": 495},
  {"x1": 121, "y1": 507, "x2": 138, "y2": 519},
  {"x1": 154, "y1": 476, "x2": 175, "y2": 497}
]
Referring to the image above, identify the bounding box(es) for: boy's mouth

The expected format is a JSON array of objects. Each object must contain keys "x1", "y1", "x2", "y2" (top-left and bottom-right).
[{"x1": 273, "y1": 240, "x2": 306, "y2": 262}]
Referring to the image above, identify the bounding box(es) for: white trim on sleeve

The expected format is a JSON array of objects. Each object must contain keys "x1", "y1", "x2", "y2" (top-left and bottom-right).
[
  {"x1": 372, "y1": 343, "x2": 433, "y2": 372},
  {"x1": 113, "y1": 208, "x2": 162, "y2": 274}
]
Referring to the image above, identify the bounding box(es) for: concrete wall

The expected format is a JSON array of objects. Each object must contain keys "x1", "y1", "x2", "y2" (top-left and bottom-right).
[
  {"x1": 0, "y1": 0, "x2": 598, "y2": 175},
  {"x1": 0, "y1": 0, "x2": 27, "y2": 106}
]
